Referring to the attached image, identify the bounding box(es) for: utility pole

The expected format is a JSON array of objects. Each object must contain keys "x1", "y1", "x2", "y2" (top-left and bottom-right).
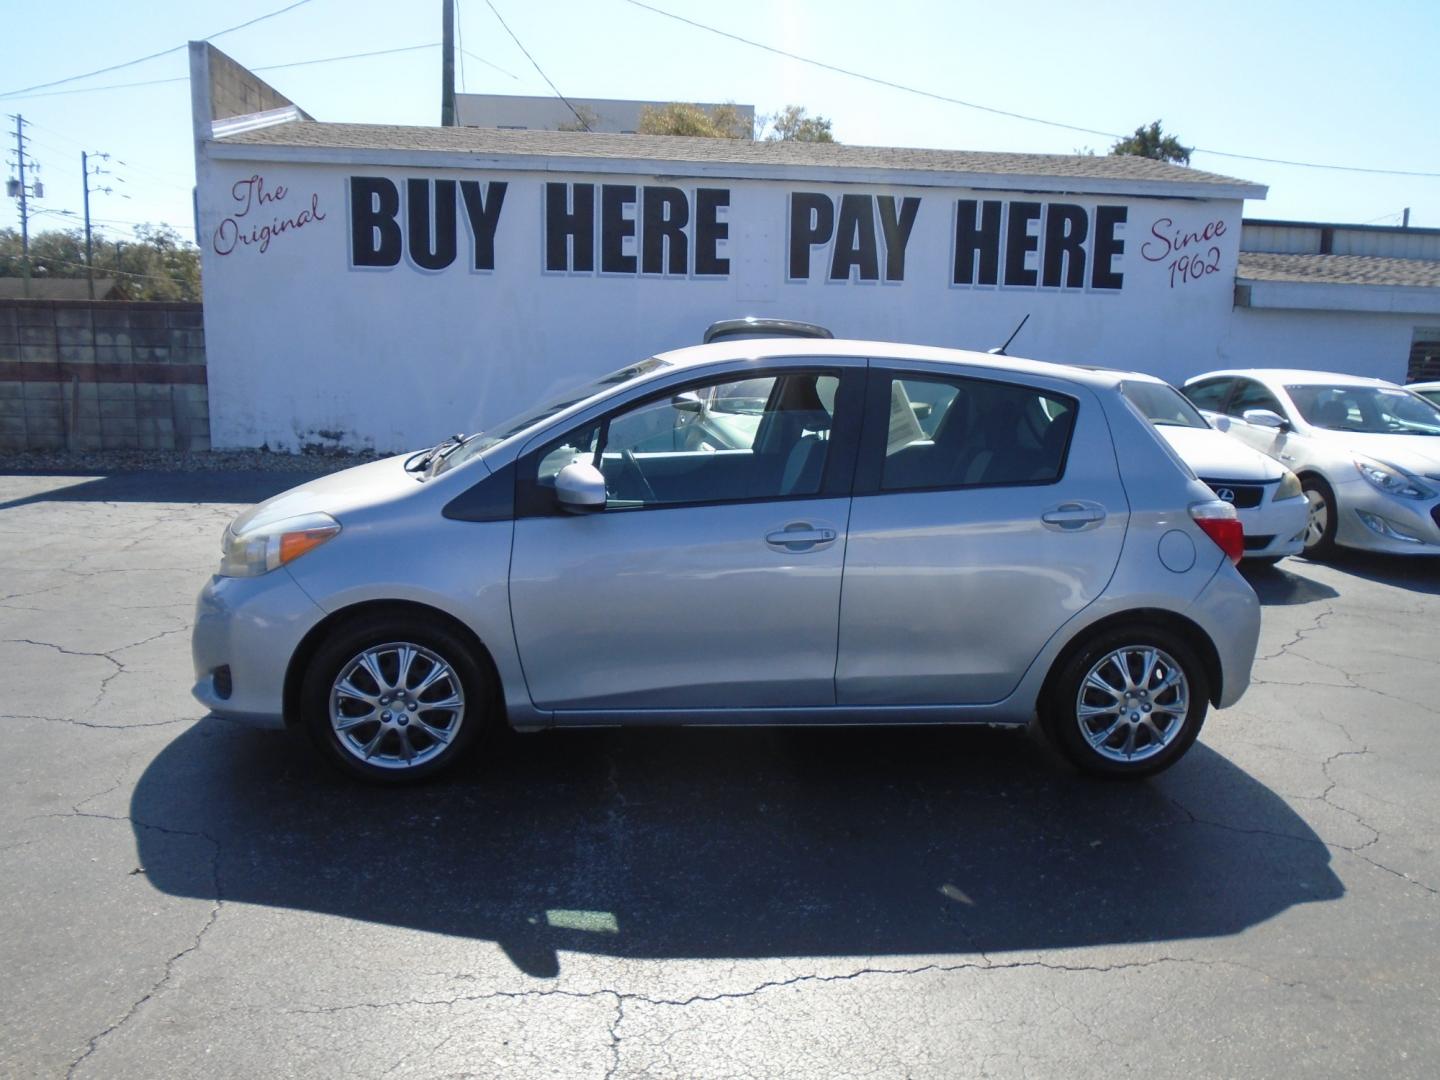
[
  {"x1": 441, "y1": 0, "x2": 456, "y2": 126},
  {"x1": 81, "y1": 151, "x2": 112, "y2": 301},
  {"x1": 7, "y1": 114, "x2": 39, "y2": 298},
  {"x1": 1403, "y1": 207, "x2": 1411, "y2": 228}
]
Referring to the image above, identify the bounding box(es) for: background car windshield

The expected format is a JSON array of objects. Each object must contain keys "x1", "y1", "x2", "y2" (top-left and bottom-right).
[
  {"x1": 1286, "y1": 384, "x2": 1440, "y2": 435},
  {"x1": 1121, "y1": 381, "x2": 1210, "y2": 428},
  {"x1": 435, "y1": 358, "x2": 670, "y2": 474}
]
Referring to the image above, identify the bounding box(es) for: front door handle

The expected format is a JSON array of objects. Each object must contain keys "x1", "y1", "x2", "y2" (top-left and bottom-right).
[
  {"x1": 1041, "y1": 502, "x2": 1106, "y2": 531},
  {"x1": 765, "y1": 522, "x2": 838, "y2": 551}
]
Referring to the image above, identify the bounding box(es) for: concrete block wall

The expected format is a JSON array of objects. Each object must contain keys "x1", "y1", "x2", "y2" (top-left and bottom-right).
[{"x1": 0, "y1": 300, "x2": 209, "y2": 452}]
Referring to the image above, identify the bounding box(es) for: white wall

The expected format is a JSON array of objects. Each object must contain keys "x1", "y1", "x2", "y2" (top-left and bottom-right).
[
  {"x1": 1222, "y1": 307, "x2": 1428, "y2": 383},
  {"x1": 197, "y1": 156, "x2": 1248, "y2": 451}
]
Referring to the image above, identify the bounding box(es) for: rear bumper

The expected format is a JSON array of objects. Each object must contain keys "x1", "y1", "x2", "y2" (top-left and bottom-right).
[
  {"x1": 1190, "y1": 563, "x2": 1261, "y2": 708},
  {"x1": 191, "y1": 569, "x2": 325, "y2": 729}
]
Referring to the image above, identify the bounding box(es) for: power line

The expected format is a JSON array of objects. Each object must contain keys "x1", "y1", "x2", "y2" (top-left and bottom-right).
[
  {"x1": 483, "y1": 0, "x2": 590, "y2": 130},
  {"x1": 462, "y1": 49, "x2": 519, "y2": 81},
  {"x1": 620, "y1": 0, "x2": 1440, "y2": 180},
  {"x1": 9, "y1": 43, "x2": 442, "y2": 101},
  {"x1": 0, "y1": 0, "x2": 319, "y2": 100}
]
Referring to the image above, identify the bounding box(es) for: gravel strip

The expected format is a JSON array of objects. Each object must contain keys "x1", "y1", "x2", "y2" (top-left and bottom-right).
[{"x1": 1, "y1": 448, "x2": 390, "y2": 474}]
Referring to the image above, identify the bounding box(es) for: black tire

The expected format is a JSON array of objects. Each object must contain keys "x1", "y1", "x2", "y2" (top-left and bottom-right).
[
  {"x1": 1244, "y1": 556, "x2": 1285, "y2": 569},
  {"x1": 1042, "y1": 625, "x2": 1210, "y2": 780},
  {"x1": 1300, "y1": 475, "x2": 1338, "y2": 558},
  {"x1": 300, "y1": 613, "x2": 492, "y2": 784}
]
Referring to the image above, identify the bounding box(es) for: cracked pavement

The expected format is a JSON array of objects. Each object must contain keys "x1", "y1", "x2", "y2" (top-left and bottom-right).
[{"x1": 1, "y1": 470, "x2": 1437, "y2": 1078}]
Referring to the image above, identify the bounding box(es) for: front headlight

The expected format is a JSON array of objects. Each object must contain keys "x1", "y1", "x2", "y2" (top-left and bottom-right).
[
  {"x1": 219, "y1": 512, "x2": 341, "y2": 577},
  {"x1": 1274, "y1": 468, "x2": 1302, "y2": 501},
  {"x1": 1353, "y1": 457, "x2": 1434, "y2": 501}
]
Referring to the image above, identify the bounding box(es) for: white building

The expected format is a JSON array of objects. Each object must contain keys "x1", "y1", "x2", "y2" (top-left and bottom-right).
[{"x1": 189, "y1": 44, "x2": 1440, "y2": 452}]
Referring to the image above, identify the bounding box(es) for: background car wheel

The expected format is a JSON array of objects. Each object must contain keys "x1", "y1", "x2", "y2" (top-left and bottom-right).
[
  {"x1": 300, "y1": 614, "x2": 490, "y2": 784},
  {"x1": 1300, "y1": 476, "x2": 1338, "y2": 558},
  {"x1": 1042, "y1": 626, "x2": 1210, "y2": 779}
]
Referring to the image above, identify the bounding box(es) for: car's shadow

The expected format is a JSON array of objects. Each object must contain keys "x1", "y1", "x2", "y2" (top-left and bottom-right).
[
  {"x1": 1314, "y1": 549, "x2": 1440, "y2": 595},
  {"x1": 132, "y1": 722, "x2": 1342, "y2": 977},
  {"x1": 1240, "y1": 560, "x2": 1340, "y2": 605}
]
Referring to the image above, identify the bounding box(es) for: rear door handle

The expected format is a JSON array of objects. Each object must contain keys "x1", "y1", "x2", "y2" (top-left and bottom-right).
[
  {"x1": 765, "y1": 523, "x2": 838, "y2": 551},
  {"x1": 1041, "y1": 502, "x2": 1106, "y2": 531}
]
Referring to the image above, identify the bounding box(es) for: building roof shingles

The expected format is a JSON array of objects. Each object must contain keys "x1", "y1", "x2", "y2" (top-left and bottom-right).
[
  {"x1": 1237, "y1": 252, "x2": 1440, "y2": 290},
  {"x1": 217, "y1": 121, "x2": 1259, "y2": 189}
]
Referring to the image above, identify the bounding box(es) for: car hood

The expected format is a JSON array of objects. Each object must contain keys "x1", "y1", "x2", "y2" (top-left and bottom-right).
[
  {"x1": 1308, "y1": 429, "x2": 1440, "y2": 478},
  {"x1": 1155, "y1": 425, "x2": 1282, "y2": 481},
  {"x1": 230, "y1": 452, "x2": 436, "y2": 535}
]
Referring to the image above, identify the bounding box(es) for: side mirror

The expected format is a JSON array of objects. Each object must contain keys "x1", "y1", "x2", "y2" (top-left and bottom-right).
[
  {"x1": 1242, "y1": 408, "x2": 1289, "y2": 431},
  {"x1": 671, "y1": 392, "x2": 703, "y2": 414},
  {"x1": 554, "y1": 461, "x2": 607, "y2": 513},
  {"x1": 1211, "y1": 414, "x2": 1231, "y2": 432}
]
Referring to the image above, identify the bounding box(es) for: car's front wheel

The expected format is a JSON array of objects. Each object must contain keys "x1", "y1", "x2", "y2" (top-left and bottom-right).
[
  {"x1": 1301, "y1": 475, "x2": 1338, "y2": 558},
  {"x1": 1042, "y1": 626, "x2": 1210, "y2": 779},
  {"x1": 300, "y1": 614, "x2": 490, "y2": 784}
]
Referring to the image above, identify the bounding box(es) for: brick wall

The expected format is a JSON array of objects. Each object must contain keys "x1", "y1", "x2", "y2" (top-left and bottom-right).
[{"x1": 0, "y1": 299, "x2": 209, "y2": 452}]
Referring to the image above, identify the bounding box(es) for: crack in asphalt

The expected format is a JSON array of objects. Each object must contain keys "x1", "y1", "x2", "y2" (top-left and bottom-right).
[
  {"x1": 1256, "y1": 604, "x2": 1335, "y2": 662},
  {"x1": 44, "y1": 804, "x2": 226, "y2": 1080},
  {"x1": 3, "y1": 626, "x2": 190, "y2": 719}
]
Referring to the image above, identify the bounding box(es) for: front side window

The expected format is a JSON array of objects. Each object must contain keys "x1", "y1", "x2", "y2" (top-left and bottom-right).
[
  {"x1": 881, "y1": 375, "x2": 1075, "y2": 491},
  {"x1": 532, "y1": 371, "x2": 842, "y2": 509},
  {"x1": 1287, "y1": 384, "x2": 1440, "y2": 435}
]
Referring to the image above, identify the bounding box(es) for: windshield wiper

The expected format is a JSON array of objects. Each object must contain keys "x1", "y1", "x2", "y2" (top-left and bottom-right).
[{"x1": 404, "y1": 433, "x2": 466, "y2": 476}]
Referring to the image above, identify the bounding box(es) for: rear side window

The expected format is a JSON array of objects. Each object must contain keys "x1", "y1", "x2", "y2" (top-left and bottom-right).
[
  {"x1": 1226, "y1": 379, "x2": 1285, "y2": 419},
  {"x1": 881, "y1": 375, "x2": 1075, "y2": 491}
]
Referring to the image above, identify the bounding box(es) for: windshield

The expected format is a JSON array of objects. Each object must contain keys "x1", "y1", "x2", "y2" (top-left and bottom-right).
[
  {"x1": 1286, "y1": 384, "x2": 1440, "y2": 436},
  {"x1": 1121, "y1": 380, "x2": 1210, "y2": 429},
  {"x1": 433, "y1": 357, "x2": 671, "y2": 475}
]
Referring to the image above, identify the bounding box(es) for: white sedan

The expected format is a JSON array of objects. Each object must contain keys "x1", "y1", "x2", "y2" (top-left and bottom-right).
[
  {"x1": 1184, "y1": 368, "x2": 1440, "y2": 557},
  {"x1": 1119, "y1": 375, "x2": 1307, "y2": 564}
]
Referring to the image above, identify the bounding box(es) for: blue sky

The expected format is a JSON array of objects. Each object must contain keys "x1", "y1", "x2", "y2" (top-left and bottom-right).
[{"x1": 3, "y1": 0, "x2": 1437, "y2": 246}]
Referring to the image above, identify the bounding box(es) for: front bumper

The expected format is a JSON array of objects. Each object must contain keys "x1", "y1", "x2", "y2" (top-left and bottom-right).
[
  {"x1": 191, "y1": 569, "x2": 326, "y2": 728},
  {"x1": 1333, "y1": 478, "x2": 1440, "y2": 555},
  {"x1": 1238, "y1": 493, "x2": 1309, "y2": 560}
]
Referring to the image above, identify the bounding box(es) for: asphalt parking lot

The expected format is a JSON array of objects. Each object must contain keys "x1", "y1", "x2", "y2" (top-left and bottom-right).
[{"x1": 1, "y1": 469, "x2": 1437, "y2": 1079}]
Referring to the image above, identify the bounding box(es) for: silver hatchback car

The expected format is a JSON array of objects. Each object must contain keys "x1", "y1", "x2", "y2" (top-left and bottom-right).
[{"x1": 193, "y1": 341, "x2": 1260, "y2": 783}]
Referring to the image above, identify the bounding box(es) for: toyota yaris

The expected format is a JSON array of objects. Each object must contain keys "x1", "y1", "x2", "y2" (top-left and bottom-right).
[{"x1": 193, "y1": 341, "x2": 1260, "y2": 783}]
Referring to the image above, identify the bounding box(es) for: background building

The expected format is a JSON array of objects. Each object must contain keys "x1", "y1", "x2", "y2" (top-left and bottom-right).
[{"x1": 188, "y1": 44, "x2": 1440, "y2": 452}]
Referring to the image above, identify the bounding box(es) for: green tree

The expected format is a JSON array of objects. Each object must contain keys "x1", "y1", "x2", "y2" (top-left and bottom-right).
[
  {"x1": 1109, "y1": 120, "x2": 1191, "y2": 165},
  {"x1": 637, "y1": 102, "x2": 751, "y2": 139},
  {"x1": 762, "y1": 105, "x2": 836, "y2": 143},
  {"x1": 0, "y1": 224, "x2": 202, "y2": 300},
  {"x1": 556, "y1": 105, "x2": 601, "y2": 132}
]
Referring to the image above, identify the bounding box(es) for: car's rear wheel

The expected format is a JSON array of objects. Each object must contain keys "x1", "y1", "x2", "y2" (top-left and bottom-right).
[
  {"x1": 1301, "y1": 475, "x2": 1338, "y2": 558},
  {"x1": 301, "y1": 614, "x2": 489, "y2": 784},
  {"x1": 1043, "y1": 626, "x2": 1209, "y2": 779}
]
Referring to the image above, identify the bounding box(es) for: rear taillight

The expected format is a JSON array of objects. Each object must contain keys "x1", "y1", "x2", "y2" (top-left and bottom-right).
[{"x1": 1191, "y1": 500, "x2": 1244, "y2": 565}]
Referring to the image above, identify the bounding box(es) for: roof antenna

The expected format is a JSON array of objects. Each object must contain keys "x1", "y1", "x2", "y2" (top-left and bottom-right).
[{"x1": 988, "y1": 313, "x2": 1030, "y2": 356}]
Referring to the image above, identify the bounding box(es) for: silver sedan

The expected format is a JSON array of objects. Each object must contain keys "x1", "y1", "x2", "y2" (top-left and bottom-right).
[
  {"x1": 193, "y1": 341, "x2": 1260, "y2": 784},
  {"x1": 1184, "y1": 368, "x2": 1440, "y2": 557}
]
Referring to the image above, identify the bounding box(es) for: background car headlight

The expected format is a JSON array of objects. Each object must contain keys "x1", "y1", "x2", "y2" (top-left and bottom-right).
[
  {"x1": 1353, "y1": 457, "x2": 1434, "y2": 500},
  {"x1": 220, "y1": 512, "x2": 341, "y2": 577},
  {"x1": 1274, "y1": 469, "x2": 1302, "y2": 501}
]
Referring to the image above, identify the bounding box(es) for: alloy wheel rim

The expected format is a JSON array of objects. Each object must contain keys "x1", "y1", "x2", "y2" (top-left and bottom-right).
[
  {"x1": 329, "y1": 642, "x2": 464, "y2": 769},
  {"x1": 1304, "y1": 490, "x2": 1328, "y2": 548},
  {"x1": 1074, "y1": 646, "x2": 1189, "y2": 763}
]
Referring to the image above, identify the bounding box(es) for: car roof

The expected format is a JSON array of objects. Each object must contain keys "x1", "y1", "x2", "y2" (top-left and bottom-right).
[
  {"x1": 1186, "y1": 368, "x2": 1397, "y2": 388},
  {"x1": 654, "y1": 338, "x2": 1125, "y2": 391}
]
